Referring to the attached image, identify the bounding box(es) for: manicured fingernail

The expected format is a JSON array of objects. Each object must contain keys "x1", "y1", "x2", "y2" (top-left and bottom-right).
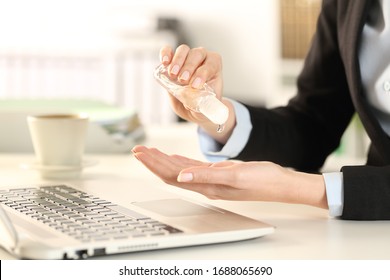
[
  {"x1": 192, "y1": 77, "x2": 202, "y2": 89},
  {"x1": 179, "y1": 71, "x2": 190, "y2": 81},
  {"x1": 161, "y1": 55, "x2": 169, "y2": 63},
  {"x1": 177, "y1": 172, "x2": 193, "y2": 182},
  {"x1": 171, "y1": 65, "x2": 180, "y2": 75}
]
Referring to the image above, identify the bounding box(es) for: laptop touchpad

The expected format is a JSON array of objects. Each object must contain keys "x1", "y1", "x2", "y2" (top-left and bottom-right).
[{"x1": 133, "y1": 199, "x2": 221, "y2": 217}]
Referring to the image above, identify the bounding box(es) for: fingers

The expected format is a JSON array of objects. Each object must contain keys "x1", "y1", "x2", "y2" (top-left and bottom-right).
[
  {"x1": 131, "y1": 145, "x2": 209, "y2": 186},
  {"x1": 159, "y1": 44, "x2": 222, "y2": 89},
  {"x1": 132, "y1": 146, "x2": 248, "y2": 200},
  {"x1": 191, "y1": 51, "x2": 222, "y2": 89},
  {"x1": 177, "y1": 164, "x2": 236, "y2": 186},
  {"x1": 170, "y1": 153, "x2": 210, "y2": 167},
  {"x1": 132, "y1": 147, "x2": 182, "y2": 184},
  {"x1": 177, "y1": 47, "x2": 208, "y2": 86},
  {"x1": 133, "y1": 146, "x2": 235, "y2": 187},
  {"x1": 176, "y1": 164, "x2": 253, "y2": 200},
  {"x1": 159, "y1": 45, "x2": 173, "y2": 65},
  {"x1": 168, "y1": 44, "x2": 191, "y2": 77},
  {"x1": 132, "y1": 145, "x2": 207, "y2": 169}
]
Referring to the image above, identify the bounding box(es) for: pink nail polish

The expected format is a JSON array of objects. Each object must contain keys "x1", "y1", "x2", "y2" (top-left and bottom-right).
[
  {"x1": 162, "y1": 55, "x2": 169, "y2": 63},
  {"x1": 177, "y1": 172, "x2": 193, "y2": 182},
  {"x1": 180, "y1": 71, "x2": 190, "y2": 81},
  {"x1": 171, "y1": 65, "x2": 180, "y2": 75}
]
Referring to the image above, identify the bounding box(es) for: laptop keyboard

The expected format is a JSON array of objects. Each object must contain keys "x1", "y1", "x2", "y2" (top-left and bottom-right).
[{"x1": 0, "y1": 185, "x2": 182, "y2": 243}]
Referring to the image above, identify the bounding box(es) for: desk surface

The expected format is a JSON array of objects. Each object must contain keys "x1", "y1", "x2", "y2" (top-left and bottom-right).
[{"x1": 0, "y1": 123, "x2": 388, "y2": 260}]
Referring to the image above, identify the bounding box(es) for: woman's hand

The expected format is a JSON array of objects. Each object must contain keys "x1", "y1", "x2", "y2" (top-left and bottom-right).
[
  {"x1": 159, "y1": 45, "x2": 236, "y2": 144},
  {"x1": 132, "y1": 145, "x2": 328, "y2": 209}
]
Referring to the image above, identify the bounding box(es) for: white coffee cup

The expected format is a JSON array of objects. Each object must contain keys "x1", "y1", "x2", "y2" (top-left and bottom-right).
[{"x1": 27, "y1": 113, "x2": 89, "y2": 179}]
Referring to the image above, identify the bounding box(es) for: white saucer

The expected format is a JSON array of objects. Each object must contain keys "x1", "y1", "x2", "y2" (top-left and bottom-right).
[
  {"x1": 20, "y1": 159, "x2": 98, "y2": 171},
  {"x1": 20, "y1": 160, "x2": 98, "y2": 179}
]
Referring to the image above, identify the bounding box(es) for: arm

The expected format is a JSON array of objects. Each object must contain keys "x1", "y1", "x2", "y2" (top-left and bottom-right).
[
  {"x1": 341, "y1": 165, "x2": 390, "y2": 220},
  {"x1": 161, "y1": 1, "x2": 354, "y2": 172},
  {"x1": 151, "y1": 0, "x2": 390, "y2": 220},
  {"x1": 234, "y1": 0, "x2": 354, "y2": 171},
  {"x1": 132, "y1": 146, "x2": 328, "y2": 209}
]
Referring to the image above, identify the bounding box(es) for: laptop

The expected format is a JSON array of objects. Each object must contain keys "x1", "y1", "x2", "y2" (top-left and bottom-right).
[{"x1": 0, "y1": 183, "x2": 274, "y2": 259}]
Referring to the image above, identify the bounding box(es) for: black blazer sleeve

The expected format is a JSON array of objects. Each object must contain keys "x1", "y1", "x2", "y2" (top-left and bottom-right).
[
  {"x1": 233, "y1": 0, "x2": 390, "y2": 220},
  {"x1": 235, "y1": 0, "x2": 355, "y2": 172}
]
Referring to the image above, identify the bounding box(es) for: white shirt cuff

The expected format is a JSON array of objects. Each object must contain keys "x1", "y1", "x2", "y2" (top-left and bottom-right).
[
  {"x1": 322, "y1": 172, "x2": 344, "y2": 217},
  {"x1": 198, "y1": 99, "x2": 252, "y2": 162}
]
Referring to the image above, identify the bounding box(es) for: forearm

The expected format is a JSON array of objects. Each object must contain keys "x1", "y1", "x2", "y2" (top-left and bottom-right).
[{"x1": 196, "y1": 102, "x2": 329, "y2": 209}]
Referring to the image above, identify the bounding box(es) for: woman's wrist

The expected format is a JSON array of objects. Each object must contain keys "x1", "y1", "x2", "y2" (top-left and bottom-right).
[{"x1": 284, "y1": 169, "x2": 328, "y2": 209}]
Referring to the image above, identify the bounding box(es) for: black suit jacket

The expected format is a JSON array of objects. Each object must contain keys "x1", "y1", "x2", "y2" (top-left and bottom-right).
[{"x1": 235, "y1": 0, "x2": 390, "y2": 220}]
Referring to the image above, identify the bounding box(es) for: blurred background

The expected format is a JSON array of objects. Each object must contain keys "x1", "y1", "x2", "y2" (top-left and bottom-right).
[{"x1": 0, "y1": 0, "x2": 369, "y2": 163}]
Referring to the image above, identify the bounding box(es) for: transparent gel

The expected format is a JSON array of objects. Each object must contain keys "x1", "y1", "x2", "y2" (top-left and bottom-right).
[{"x1": 154, "y1": 64, "x2": 229, "y2": 132}]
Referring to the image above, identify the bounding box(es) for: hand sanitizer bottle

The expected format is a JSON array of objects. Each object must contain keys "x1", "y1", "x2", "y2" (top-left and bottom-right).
[{"x1": 154, "y1": 64, "x2": 229, "y2": 130}]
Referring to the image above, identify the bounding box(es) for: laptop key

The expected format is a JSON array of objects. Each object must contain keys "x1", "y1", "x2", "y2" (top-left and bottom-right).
[{"x1": 3, "y1": 185, "x2": 184, "y2": 244}]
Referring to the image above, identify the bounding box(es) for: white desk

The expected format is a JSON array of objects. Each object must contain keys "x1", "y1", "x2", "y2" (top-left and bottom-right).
[{"x1": 0, "y1": 123, "x2": 389, "y2": 259}]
